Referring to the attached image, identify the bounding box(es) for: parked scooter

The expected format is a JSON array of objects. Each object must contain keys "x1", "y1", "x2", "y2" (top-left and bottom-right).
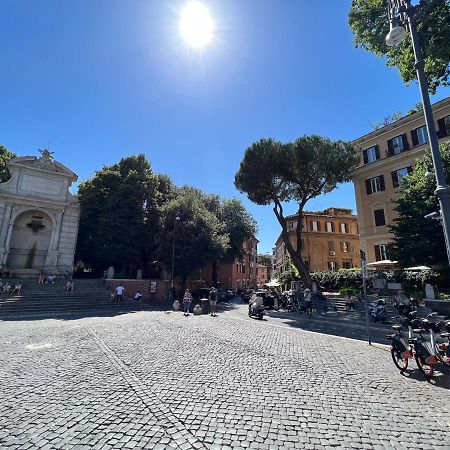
[
  {"x1": 248, "y1": 303, "x2": 265, "y2": 320},
  {"x1": 369, "y1": 299, "x2": 387, "y2": 323}
]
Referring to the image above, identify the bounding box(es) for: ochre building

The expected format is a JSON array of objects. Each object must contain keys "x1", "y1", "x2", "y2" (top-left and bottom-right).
[
  {"x1": 274, "y1": 207, "x2": 361, "y2": 274},
  {"x1": 352, "y1": 97, "x2": 450, "y2": 263}
]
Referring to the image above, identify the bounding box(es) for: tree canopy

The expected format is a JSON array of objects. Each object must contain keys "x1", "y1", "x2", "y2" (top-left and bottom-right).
[
  {"x1": 349, "y1": 0, "x2": 450, "y2": 93},
  {"x1": 76, "y1": 154, "x2": 166, "y2": 276},
  {"x1": 157, "y1": 188, "x2": 256, "y2": 283},
  {"x1": 235, "y1": 135, "x2": 358, "y2": 286},
  {"x1": 389, "y1": 141, "x2": 450, "y2": 268},
  {"x1": 0, "y1": 145, "x2": 16, "y2": 183},
  {"x1": 76, "y1": 153, "x2": 256, "y2": 281}
]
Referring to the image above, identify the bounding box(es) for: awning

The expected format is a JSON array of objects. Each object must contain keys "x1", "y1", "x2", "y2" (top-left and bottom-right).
[
  {"x1": 404, "y1": 265, "x2": 432, "y2": 271},
  {"x1": 366, "y1": 260, "x2": 398, "y2": 267}
]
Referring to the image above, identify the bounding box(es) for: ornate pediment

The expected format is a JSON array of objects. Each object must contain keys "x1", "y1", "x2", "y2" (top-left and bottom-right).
[{"x1": 7, "y1": 153, "x2": 77, "y2": 181}]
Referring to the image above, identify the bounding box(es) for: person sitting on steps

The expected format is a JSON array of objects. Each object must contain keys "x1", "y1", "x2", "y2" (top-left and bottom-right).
[{"x1": 10, "y1": 282, "x2": 22, "y2": 295}]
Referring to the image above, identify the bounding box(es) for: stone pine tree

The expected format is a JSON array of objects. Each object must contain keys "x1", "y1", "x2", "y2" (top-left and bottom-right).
[
  {"x1": 235, "y1": 136, "x2": 358, "y2": 287},
  {"x1": 0, "y1": 145, "x2": 16, "y2": 183},
  {"x1": 349, "y1": 0, "x2": 450, "y2": 94},
  {"x1": 389, "y1": 142, "x2": 450, "y2": 268}
]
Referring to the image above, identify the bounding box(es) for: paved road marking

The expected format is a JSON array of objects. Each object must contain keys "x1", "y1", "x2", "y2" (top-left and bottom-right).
[{"x1": 84, "y1": 325, "x2": 207, "y2": 450}]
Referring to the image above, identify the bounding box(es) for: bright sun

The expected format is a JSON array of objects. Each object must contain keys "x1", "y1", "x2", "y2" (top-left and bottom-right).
[{"x1": 180, "y1": 1, "x2": 214, "y2": 48}]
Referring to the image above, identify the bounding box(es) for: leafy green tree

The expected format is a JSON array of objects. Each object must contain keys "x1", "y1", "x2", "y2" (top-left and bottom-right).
[
  {"x1": 157, "y1": 187, "x2": 229, "y2": 283},
  {"x1": 0, "y1": 145, "x2": 16, "y2": 183},
  {"x1": 257, "y1": 253, "x2": 272, "y2": 266},
  {"x1": 76, "y1": 154, "x2": 166, "y2": 276},
  {"x1": 349, "y1": 0, "x2": 450, "y2": 93},
  {"x1": 389, "y1": 142, "x2": 450, "y2": 267},
  {"x1": 235, "y1": 135, "x2": 358, "y2": 287}
]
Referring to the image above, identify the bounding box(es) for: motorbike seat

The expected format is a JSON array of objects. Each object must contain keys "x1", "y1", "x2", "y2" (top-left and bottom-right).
[
  {"x1": 413, "y1": 328, "x2": 424, "y2": 334},
  {"x1": 392, "y1": 324, "x2": 402, "y2": 331}
]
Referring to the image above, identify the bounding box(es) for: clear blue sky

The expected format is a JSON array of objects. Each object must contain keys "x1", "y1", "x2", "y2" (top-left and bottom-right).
[{"x1": 1, "y1": 0, "x2": 449, "y2": 254}]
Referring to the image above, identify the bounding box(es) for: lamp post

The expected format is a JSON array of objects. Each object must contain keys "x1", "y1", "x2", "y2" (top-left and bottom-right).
[
  {"x1": 385, "y1": 0, "x2": 450, "y2": 268},
  {"x1": 170, "y1": 216, "x2": 180, "y2": 301}
]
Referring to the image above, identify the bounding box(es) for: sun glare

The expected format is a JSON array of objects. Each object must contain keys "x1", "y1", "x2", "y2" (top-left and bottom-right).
[{"x1": 180, "y1": 1, "x2": 214, "y2": 48}]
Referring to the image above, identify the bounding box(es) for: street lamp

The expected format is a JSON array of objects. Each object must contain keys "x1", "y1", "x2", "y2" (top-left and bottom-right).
[
  {"x1": 386, "y1": 0, "x2": 450, "y2": 268},
  {"x1": 170, "y1": 216, "x2": 180, "y2": 300}
]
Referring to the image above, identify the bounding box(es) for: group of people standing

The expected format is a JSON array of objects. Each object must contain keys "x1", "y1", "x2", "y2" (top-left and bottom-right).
[{"x1": 182, "y1": 287, "x2": 218, "y2": 317}]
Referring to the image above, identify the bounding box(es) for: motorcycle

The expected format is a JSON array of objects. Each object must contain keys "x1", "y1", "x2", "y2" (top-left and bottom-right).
[
  {"x1": 369, "y1": 299, "x2": 387, "y2": 323},
  {"x1": 248, "y1": 303, "x2": 266, "y2": 320}
]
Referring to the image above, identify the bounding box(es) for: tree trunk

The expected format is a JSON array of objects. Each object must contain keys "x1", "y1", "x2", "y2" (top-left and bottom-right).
[{"x1": 273, "y1": 200, "x2": 313, "y2": 288}]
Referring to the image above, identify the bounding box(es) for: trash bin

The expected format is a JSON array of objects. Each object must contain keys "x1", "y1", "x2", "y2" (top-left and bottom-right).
[{"x1": 200, "y1": 298, "x2": 210, "y2": 314}]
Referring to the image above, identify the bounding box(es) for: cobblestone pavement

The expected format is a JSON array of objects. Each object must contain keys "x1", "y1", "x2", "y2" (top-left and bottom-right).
[{"x1": 1, "y1": 305, "x2": 450, "y2": 449}]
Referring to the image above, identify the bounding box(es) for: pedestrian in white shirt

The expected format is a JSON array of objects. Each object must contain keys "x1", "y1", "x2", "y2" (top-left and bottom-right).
[{"x1": 115, "y1": 284, "x2": 125, "y2": 304}]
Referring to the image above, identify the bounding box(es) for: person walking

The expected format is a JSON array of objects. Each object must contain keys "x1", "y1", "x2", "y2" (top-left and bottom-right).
[
  {"x1": 209, "y1": 287, "x2": 218, "y2": 317},
  {"x1": 303, "y1": 288, "x2": 313, "y2": 315},
  {"x1": 115, "y1": 284, "x2": 125, "y2": 304},
  {"x1": 183, "y1": 289, "x2": 193, "y2": 316}
]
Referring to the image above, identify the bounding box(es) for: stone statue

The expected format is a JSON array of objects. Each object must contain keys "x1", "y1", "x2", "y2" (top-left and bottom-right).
[{"x1": 37, "y1": 148, "x2": 55, "y2": 169}]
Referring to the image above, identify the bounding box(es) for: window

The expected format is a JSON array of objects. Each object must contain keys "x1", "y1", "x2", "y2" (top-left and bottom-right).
[
  {"x1": 363, "y1": 145, "x2": 380, "y2": 164},
  {"x1": 328, "y1": 261, "x2": 338, "y2": 271},
  {"x1": 310, "y1": 220, "x2": 320, "y2": 232},
  {"x1": 391, "y1": 166, "x2": 413, "y2": 188},
  {"x1": 328, "y1": 241, "x2": 335, "y2": 251},
  {"x1": 374, "y1": 209, "x2": 386, "y2": 227},
  {"x1": 340, "y1": 222, "x2": 348, "y2": 233},
  {"x1": 411, "y1": 125, "x2": 428, "y2": 146},
  {"x1": 438, "y1": 115, "x2": 450, "y2": 138},
  {"x1": 325, "y1": 222, "x2": 334, "y2": 233},
  {"x1": 342, "y1": 261, "x2": 352, "y2": 269},
  {"x1": 365, "y1": 175, "x2": 385, "y2": 195},
  {"x1": 387, "y1": 134, "x2": 408, "y2": 156},
  {"x1": 341, "y1": 242, "x2": 350, "y2": 253},
  {"x1": 304, "y1": 260, "x2": 310, "y2": 269},
  {"x1": 374, "y1": 244, "x2": 389, "y2": 261}
]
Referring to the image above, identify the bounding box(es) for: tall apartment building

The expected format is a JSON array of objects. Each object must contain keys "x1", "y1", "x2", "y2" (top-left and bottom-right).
[
  {"x1": 352, "y1": 97, "x2": 450, "y2": 263},
  {"x1": 274, "y1": 207, "x2": 361, "y2": 274}
]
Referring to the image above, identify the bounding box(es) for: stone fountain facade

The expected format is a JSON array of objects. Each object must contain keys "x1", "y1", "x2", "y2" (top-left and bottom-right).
[{"x1": 0, "y1": 151, "x2": 80, "y2": 278}]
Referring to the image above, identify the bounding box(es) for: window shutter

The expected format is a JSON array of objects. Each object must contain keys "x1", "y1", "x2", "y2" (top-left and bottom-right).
[
  {"x1": 374, "y1": 245, "x2": 380, "y2": 262},
  {"x1": 317, "y1": 222, "x2": 321, "y2": 231},
  {"x1": 387, "y1": 139, "x2": 394, "y2": 156},
  {"x1": 379, "y1": 175, "x2": 385, "y2": 191},
  {"x1": 363, "y1": 149, "x2": 368, "y2": 164},
  {"x1": 411, "y1": 128, "x2": 419, "y2": 146},
  {"x1": 391, "y1": 171, "x2": 399, "y2": 188},
  {"x1": 437, "y1": 118, "x2": 447, "y2": 138},
  {"x1": 331, "y1": 222, "x2": 335, "y2": 232},
  {"x1": 401, "y1": 133, "x2": 409, "y2": 150},
  {"x1": 365, "y1": 179, "x2": 372, "y2": 195},
  {"x1": 407, "y1": 166, "x2": 414, "y2": 174},
  {"x1": 374, "y1": 145, "x2": 380, "y2": 160},
  {"x1": 310, "y1": 221, "x2": 313, "y2": 231}
]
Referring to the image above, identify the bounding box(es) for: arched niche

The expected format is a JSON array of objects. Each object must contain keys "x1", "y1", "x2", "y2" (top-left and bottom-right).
[{"x1": 6, "y1": 210, "x2": 53, "y2": 269}]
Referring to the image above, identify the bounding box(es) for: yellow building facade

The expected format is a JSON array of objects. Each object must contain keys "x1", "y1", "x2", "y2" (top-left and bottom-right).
[
  {"x1": 352, "y1": 97, "x2": 450, "y2": 263},
  {"x1": 274, "y1": 207, "x2": 361, "y2": 274}
]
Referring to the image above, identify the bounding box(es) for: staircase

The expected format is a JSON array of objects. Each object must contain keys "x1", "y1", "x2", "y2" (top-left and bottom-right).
[{"x1": 0, "y1": 279, "x2": 142, "y2": 319}]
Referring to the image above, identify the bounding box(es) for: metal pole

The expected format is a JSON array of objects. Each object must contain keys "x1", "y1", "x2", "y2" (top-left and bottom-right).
[
  {"x1": 170, "y1": 216, "x2": 178, "y2": 300},
  {"x1": 402, "y1": 0, "x2": 450, "y2": 268},
  {"x1": 361, "y1": 250, "x2": 371, "y2": 346}
]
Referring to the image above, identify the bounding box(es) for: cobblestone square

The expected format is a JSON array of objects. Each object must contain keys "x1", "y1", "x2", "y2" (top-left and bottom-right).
[{"x1": 1, "y1": 305, "x2": 449, "y2": 449}]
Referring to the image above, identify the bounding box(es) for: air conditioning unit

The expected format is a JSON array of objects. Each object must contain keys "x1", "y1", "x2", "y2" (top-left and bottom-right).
[{"x1": 329, "y1": 251, "x2": 336, "y2": 256}]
